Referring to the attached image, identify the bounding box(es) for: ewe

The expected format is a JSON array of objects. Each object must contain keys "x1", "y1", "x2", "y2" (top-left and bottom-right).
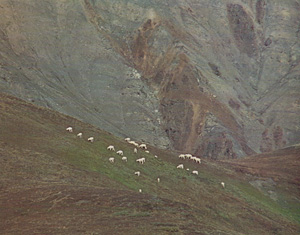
[
  {"x1": 87, "y1": 137, "x2": 94, "y2": 142},
  {"x1": 116, "y1": 150, "x2": 123, "y2": 156},
  {"x1": 134, "y1": 171, "x2": 140, "y2": 176},
  {"x1": 139, "y1": 144, "x2": 147, "y2": 149},
  {"x1": 192, "y1": 170, "x2": 198, "y2": 175},
  {"x1": 109, "y1": 157, "x2": 114, "y2": 163},
  {"x1": 66, "y1": 127, "x2": 73, "y2": 132},
  {"x1": 136, "y1": 158, "x2": 145, "y2": 164},
  {"x1": 107, "y1": 145, "x2": 115, "y2": 151},
  {"x1": 221, "y1": 182, "x2": 225, "y2": 188},
  {"x1": 122, "y1": 156, "x2": 127, "y2": 162},
  {"x1": 134, "y1": 148, "x2": 138, "y2": 153},
  {"x1": 77, "y1": 133, "x2": 82, "y2": 138}
]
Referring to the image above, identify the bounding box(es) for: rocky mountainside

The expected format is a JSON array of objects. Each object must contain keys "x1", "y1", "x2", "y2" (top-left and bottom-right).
[{"x1": 0, "y1": 0, "x2": 299, "y2": 159}]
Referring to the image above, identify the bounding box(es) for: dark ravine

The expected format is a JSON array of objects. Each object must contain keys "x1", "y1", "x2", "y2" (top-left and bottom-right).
[{"x1": 0, "y1": 0, "x2": 299, "y2": 159}]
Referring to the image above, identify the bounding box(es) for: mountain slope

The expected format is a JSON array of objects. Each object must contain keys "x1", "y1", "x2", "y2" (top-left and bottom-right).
[
  {"x1": 0, "y1": 92, "x2": 299, "y2": 234},
  {"x1": 0, "y1": 0, "x2": 299, "y2": 158}
]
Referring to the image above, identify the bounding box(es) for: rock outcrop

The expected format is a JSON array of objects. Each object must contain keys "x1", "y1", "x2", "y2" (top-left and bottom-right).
[{"x1": 0, "y1": 0, "x2": 299, "y2": 158}]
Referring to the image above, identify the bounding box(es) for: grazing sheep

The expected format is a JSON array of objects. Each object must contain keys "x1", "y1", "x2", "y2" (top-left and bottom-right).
[
  {"x1": 190, "y1": 156, "x2": 197, "y2": 161},
  {"x1": 122, "y1": 156, "x2": 127, "y2": 162},
  {"x1": 192, "y1": 170, "x2": 199, "y2": 175},
  {"x1": 179, "y1": 154, "x2": 185, "y2": 159},
  {"x1": 136, "y1": 158, "x2": 145, "y2": 164},
  {"x1": 221, "y1": 182, "x2": 225, "y2": 188},
  {"x1": 107, "y1": 145, "x2": 115, "y2": 151},
  {"x1": 77, "y1": 132, "x2": 82, "y2": 138},
  {"x1": 139, "y1": 144, "x2": 147, "y2": 149},
  {"x1": 154, "y1": 155, "x2": 158, "y2": 158},
  {"x1": 66, "y1": 127, "x2": 73, "y2": 132},
  {"x1": 185, "y1": 154, "x2": 192, "y2": 159},
  {"x1": 134, "y1": 148, "x2": 138, "y2": 153},
  {"x1": 145, "y1": 150, "x2": 150, "y2": 153},
  {"x1": 116, "y1": 150, "x2": 123, "y2": 156},
  {"x1": 134, "y1": 171, "x2": 140, "y2": 176},
  {"x1": 195, "y1": 158, "x2": 201, "y2": 164},
  {"x1": 139, "y1": 189, "x2": 142, "y2": 193},
  {"x1": 87, "y1": 137, "x2": 94, "y2": 142},
  {"x1": 186, "y1": 168, "x2": 190, "y2": 171},
  {"x1": 177, "y1": 164, "x2": 184, "y2": 169},
  {"x1": 157, "y1": 178, "x2": 160, "y2": 183},
  {"x1": 109, "y1": 157, "x2": 114, "y2": 163},
  {"x1": 125, "y1": 137, "x2": 130, "y2": 142}
]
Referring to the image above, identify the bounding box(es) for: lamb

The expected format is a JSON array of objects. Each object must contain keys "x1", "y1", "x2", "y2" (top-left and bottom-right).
[
  {"x1": 145, "y1": 150, "x2": 150, "y2": 153},
  {"x1": 154, "y1": 155, "x2": 158, "y2": 158},
  {"x1": 109, "y1": 157, "x2": 114, "y2": 163},
  {"x1": 134, "y1": 148, "x2": 138, "y2": 153},
  {"x1": 107, "y1": 145, "x2": 115, "y2": 151},
  {"x1": 136, "y1": 158, "x2": 145, "y2": 164},
  {"x1": 134, "y1": 171, "x2": 140, "y2": 176},
  {"x1": 77, "y1": 132, "x2": 82, "y2": 138},
  {"x1": 116, "y1": 150, "x2": 123, "y2": 156},
  {"x1": 179, "y1": 154, "x2": 185, "y2": 159},
  {"x1": 176, "y1": 164, "x2": 184, "y2": 169},
  {"x1": 192, "y1": 170, "x2": 198, "y2": 175},
  {"x1": 157, "y1": 178, "x2": 160, "y2": 183},
  {"x1": 221, "y1": 182, "x2": 225, "y2": 188},
  {"x1": 122, "y1": 156, "x2": 127, "y2": 162},
  {"x1": 87, "y1": 137, "x2": 94, "y2": 142},
  {"x1": 125, "y1": 137, "x2": 131, "y2": 142},
  {"x1": 139, "y1": 189, "x2": 142, "y2": 193},
  {"x1": 66, "y1": 127, "x2": 73, "y2": 132},
  {"x1": 139, "y1": 144, "x2": 147, "y2": 149}
]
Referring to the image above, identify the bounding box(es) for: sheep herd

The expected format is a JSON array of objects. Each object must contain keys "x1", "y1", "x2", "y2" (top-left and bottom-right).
[{"x1": 65, "y1": 126, "x2": 225, "y2": 191}]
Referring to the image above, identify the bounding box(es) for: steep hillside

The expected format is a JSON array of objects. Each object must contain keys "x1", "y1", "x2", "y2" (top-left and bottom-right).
[
  {"x1": 0, "y1": 92, "x2": 299, "y2": 234},
  {"x1": 0, "y1": 0, "x2": 299, "y2": 159}
]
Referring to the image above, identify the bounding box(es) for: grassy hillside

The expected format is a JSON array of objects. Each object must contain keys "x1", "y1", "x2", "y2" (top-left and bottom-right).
[{"x1": 0, "y1": 92, "x2": 299, "y2": 234}]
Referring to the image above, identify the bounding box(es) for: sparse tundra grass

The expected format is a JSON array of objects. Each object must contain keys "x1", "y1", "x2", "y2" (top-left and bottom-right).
[{"x1": 0, "y1": 93, "x2": 299, "y2": 234}]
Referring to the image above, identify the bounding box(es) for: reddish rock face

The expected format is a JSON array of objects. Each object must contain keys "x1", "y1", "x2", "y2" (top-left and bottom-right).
[{"x1": 0, "y1": 0, "x2": 299, "y2": 158}]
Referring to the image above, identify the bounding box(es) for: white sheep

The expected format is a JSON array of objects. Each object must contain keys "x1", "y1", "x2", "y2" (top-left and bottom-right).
[
  {"x1": 77, "y1": 132, "x2": 82, "y2": 138},
  {"x1": 176, "y1": 164, "x2": 184, "y2": 169},
  {"x1": 186, "y1": 168, "x2": 190, "y2": 171},
  {"x1": 66, "y1": 127, "x2": 73, "y2": 132},
  {"x1": 134, "y1": 171, "x2": 140, "y2": 176},
  {"x1": 221, "y1": 182, "x2": 225, "y2": 188},
  {"x1": 139, "y1": 189, "x2": 142, "y2": 193},
  {"x1": 136, "y1": 158, "x2": 145, "y2": 164},
  {"x1": 195, "y1": 158, "x2": 201, "y2": 164},
  {"x1": 122, "y1": 156, "x2": 127, "y2": 162},
  {"x1": 190, "y1": 156, "x2": 197, "y2": 161},
  {"x1": 134, "y1": 148, "x2": 138, "y2": 153},
  {"x1": 128, "y1": 141, "x2": 139, "y2": 147},
  {"x1": 157, "y1": 178, "x2": 160, "y2": 183},
  {"x1": 116, "y1": 150, "x2": 123, "y2": 156},
  {"x1": 125, "y1": 137, "x2": 131, "y2": 142},
  {"x1": 192, "y1": 170, "x2": 198, "y2": 175},
  {"x1": 87, "y1": 137, "x2": 94, "y2": 142},
  {"x1": 109, "y1": 157, "x2": 114, "y2": 163},
  {"x1": 185, "y1": 154, "x2": 192, "y2": 159},
  {"x1": 154, "y1": 155, "x2": 158, "y2": 158},
  {"x1": 107, "y1": 145, "x2": 115, "y2": 151},
  {"x1": 139, "y1": 144, "x2": 147, "y2": 149},
  {"x1": 145, "y1": 150, "x2": 150, "y2": 153},
  {"x1": 179, "y1": 154, "x2": 185, "y2": 159}
]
